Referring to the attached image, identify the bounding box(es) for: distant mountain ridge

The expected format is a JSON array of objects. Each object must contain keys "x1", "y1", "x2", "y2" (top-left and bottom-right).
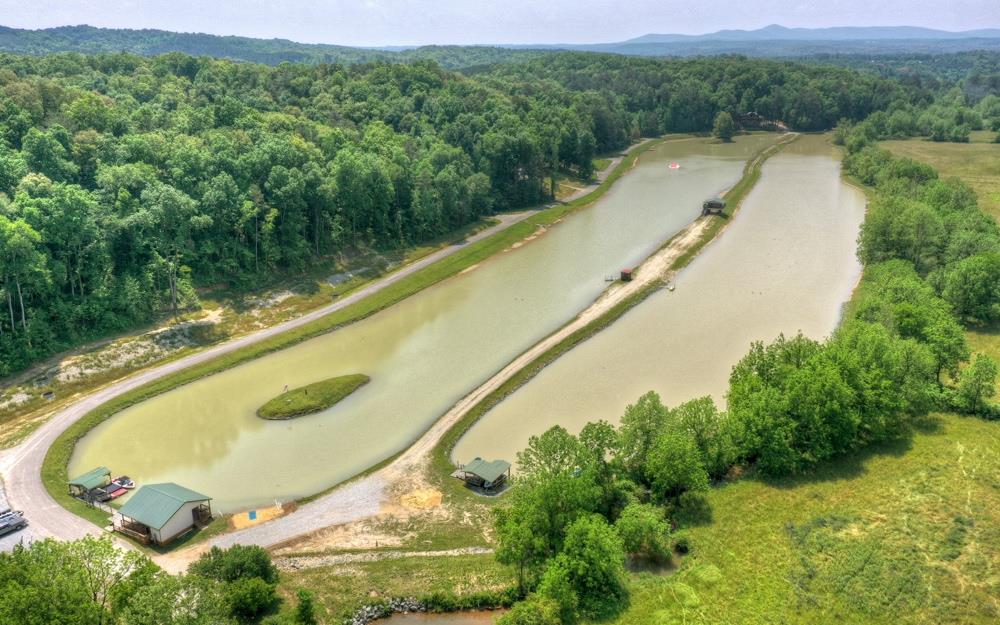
[
  {"x1": 0, "y1": 23, "x2": 999, "y2": 66},
  {"x1": 625, "y1": 24, "x2": 1000, "y2": 44}
]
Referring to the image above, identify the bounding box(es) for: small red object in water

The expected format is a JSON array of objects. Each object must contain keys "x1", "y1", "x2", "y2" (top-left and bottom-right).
[{"x1": 668, "y1": 162, "x2": 680, "y2": 169}]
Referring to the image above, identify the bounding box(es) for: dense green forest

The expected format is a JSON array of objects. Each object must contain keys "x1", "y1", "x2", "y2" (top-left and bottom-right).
[
  {"x1": 0, "y1": 52, "x2": 919, "y2": 375},
  {"x1": 477, "y1": 53, "x2": 920, "y2": 132},
  {"x1": 0, "y1": 25, "x2": 553, "y2": 69},
  {"x1": 800, "y1": 50, "x2": 1000, "y2": 85}
]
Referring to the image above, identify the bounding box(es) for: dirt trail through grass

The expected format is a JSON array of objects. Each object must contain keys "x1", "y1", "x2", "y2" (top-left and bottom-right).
[{"x1": 275, "y1": 546, "x2": 494, "y2": 572}]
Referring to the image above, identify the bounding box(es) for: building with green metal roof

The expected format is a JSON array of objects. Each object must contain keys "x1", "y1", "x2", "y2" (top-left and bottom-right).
[
  {"x1": 452, "y1": 457, "x2": 511, "y2": 492},
  {"x1": 68, "y1": 466, "x2": 111, "y2": 497},
  {"x1": 116, "y1": 483, "x2": 212, "y2": 545}
]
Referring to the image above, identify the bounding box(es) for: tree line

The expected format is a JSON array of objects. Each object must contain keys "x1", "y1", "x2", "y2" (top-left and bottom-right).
[
  {"x1": 1, "y1": 538, "x2": 318, "y2": 625},
  {"x1": 477, "y1": 53, "x2": 919, "y2": 134},
  {"x1": 0, "y1": 52, "x2": 917, "y2": 376},
  {"x1": 835, "y1": 86, "x2": 1000, "y2": 144},
  {"x1": 0, "y1": 24, "x2": 553, "y2": 69}
]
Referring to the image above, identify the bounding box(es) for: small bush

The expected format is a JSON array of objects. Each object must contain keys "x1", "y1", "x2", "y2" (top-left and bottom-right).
[
  {"x1": 673, "y1": 530, "x2": 692, "y2": 555},
  {"x1": 497, "y1": 595, "x2": 562, "y2": 625},
  {"x1": 189, "y1": 545, "x2": 279, "y2": 585},
  {"x1": 614, "y1": 502, "x2": 671, "y2": 563},
  {"x1": 226, "y1": 577, "x2": 279, "y2": 622},
  {"x1": 294, "y1": 589, "x2": 317, "y2": 625}
]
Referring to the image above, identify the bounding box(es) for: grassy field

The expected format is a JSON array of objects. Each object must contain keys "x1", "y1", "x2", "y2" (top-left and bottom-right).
[
  {"x1": 278, "y1": 554, "x2": 514, "y2": 624},
  {"x1": 257, "y1": 374, "x2": 370, "y2": 419},
  {"x1": 615, "y1": 414, "x2": 1000, "y2": 625},
  {"x1": 882, "y1": 132, "x2": 1000, "y2": 221}
]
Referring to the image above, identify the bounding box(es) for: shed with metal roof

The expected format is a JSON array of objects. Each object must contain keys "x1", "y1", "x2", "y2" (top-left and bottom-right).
[
  {"x1": 452, "y1": 457, "x2": 511, "y2": 492},
  {"x1": 68, "y1": 466, "x2": 111, "y2": 498},
  {"x1": 115, "y1": 483, "x2": 212, "y2": 545},
  {"x1": 702, "y1": 197, "x2": 727, "y2": 215}
]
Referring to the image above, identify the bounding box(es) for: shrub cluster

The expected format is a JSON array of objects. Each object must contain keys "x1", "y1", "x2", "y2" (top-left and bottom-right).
[{"x1": 0, "y1": 538, "x2": 319, "y2": 625}]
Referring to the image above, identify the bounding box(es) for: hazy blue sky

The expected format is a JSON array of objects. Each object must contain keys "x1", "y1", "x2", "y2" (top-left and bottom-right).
[{"x1": 1, "y1": 0, "x2": 998, "y2": 46}]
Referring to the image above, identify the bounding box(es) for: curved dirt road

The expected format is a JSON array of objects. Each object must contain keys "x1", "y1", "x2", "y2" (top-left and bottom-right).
[{"x1": 0, "y1": 142, "x2": 650, "y2": 555}]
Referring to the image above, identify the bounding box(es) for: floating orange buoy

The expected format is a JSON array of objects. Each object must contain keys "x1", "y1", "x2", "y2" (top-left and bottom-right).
[{"x1": 668, "y1": 162, "x2": 680, "y2": 169}]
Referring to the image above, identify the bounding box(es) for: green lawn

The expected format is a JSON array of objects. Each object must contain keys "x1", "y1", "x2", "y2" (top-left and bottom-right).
[
  {"x1": 612, "y1": 414, "x2": 1000, "y2": 625},
  {"x1": 257, "y1": 374, "x2": 370, "y2": 419}
]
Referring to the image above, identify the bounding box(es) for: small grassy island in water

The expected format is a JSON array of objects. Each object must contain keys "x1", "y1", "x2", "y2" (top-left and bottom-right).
[{"x1": 257, "y1": 374, "x2": 371, "y2": 419}]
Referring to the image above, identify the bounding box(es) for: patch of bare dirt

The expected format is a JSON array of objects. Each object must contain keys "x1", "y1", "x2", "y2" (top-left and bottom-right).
[
  {"x1": 400, "y1": 489, "x2": 443, "y2": 510},
  {"x1": 275, "y1": 521, "x2": 409, "y2": 554},
  {"x1": 0, "y1": 392, "x2": 29, "y2": 412},
  {"x1": 275, "y1": 546, "x2": 494, "y2": 572}
]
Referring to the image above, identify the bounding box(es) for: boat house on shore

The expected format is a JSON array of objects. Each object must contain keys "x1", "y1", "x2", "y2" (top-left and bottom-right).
[
  {"x1": 115, "y1": 483, "x2": 212, "y2": 545},
  {"x1": 702, "y1": 197, "x2": 726, "y2": 216},
  {"x1": 68, "y1": 466, "x2": 112, "y2": 500},
  {"x1": 452, "y1": 457, "x2": 511, "y2": 492}
]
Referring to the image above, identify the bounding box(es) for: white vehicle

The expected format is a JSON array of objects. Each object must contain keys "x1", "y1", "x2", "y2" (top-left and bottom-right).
[{"x1": 0, "y1": 508, "x2": 27, "y2": 536}]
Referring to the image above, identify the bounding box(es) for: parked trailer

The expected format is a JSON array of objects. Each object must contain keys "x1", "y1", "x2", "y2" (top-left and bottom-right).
[{"x1": 0, "y1": 508, "x2": 27, "y2": 536}]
